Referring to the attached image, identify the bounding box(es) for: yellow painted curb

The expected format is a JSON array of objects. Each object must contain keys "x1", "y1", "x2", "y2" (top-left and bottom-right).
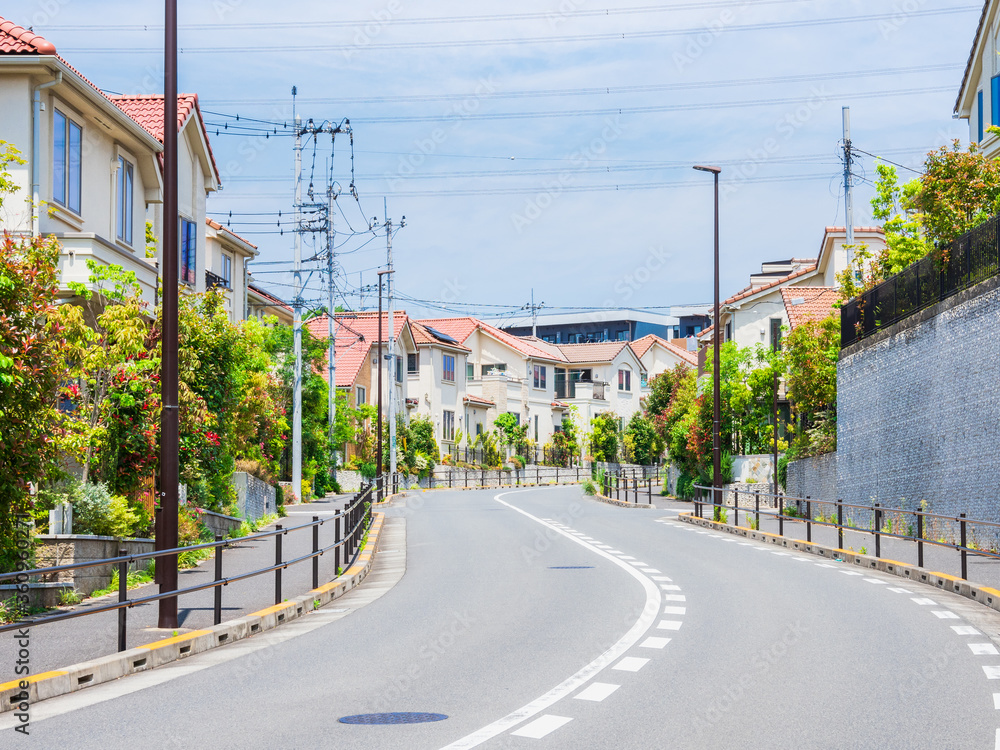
[{"x1": 0, "y1": 670, "x2": 68, "y2": 694}]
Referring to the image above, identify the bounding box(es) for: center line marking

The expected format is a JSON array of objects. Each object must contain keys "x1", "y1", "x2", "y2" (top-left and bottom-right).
[
  {"x1": 911, "y1": 598, "x2": 937, "y2": 605},
  {"x1": 613, "y1": 657, "x2": 650, "y2": 672},
  {"x1": 574, "y1": 683, "x2": 620, "y2": 702},
  {"x1": 510, "y1": 715, "x2": 573, "y2": 739},
  {"x1": 933, "y1": 610, "x2": 960, "y2": 619}
]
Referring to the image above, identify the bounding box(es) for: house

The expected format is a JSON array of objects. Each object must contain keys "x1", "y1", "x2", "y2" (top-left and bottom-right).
[
  {"x1": 716, "y1": 226, "x2": 884, "y2": 351},
  {"x1": 306, "y1": 311, "x2": 417, "y2": 461},
  {"x1": 781, "y1": 287, "x2": 840, "y2": 332},
  {"x1": 205, "y1": 219, "x2": 257, "y2": 322},
  {"x1": 956, "y1": 0, "x2": 1000, "y2": 157},
  {"x1": 551, "y1": 341, "x2": 646, "y2": 431},
  {"x1": 408, "y1": 320, "x2": 475, "y2": 449},
  {"x1": 631, "y1": 334, "x2": 699, "y2": 389},
  {"x1": 418, "y1": 317, "x2": 568, "y2": 449},
  {"x1": 0, "y1": 18, "x2": 163, "y2": 308},
  {"x1": 247, "y1": 282, "x2": 294, "y2": 326}
]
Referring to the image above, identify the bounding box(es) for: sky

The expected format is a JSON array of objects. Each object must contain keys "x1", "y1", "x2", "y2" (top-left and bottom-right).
[{"x1": 4, "y1": 0, "x2": 982, "y2": 324}]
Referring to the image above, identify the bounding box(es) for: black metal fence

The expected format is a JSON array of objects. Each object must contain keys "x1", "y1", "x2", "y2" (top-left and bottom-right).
[
  {"x1": 842, "y1": 214, "x2": 1000, "y2": 347},
  {"x1": 444, "y1": 444, "x2": 578, "y2": 468},
  {"x1": 691, "y1": 484, "x2": 1000, "y2": 581},
  {"x1": 0, "y1": 482, "x2": 377, "y2": 648},
  {"x1": 599, "y1": 468, "x2": 657, "y2": 505}
]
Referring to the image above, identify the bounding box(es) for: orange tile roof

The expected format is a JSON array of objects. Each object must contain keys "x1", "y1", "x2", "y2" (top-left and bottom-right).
[
  {"x1": 464, "y1": 394, "x2": 495, "y2": 407},
  {"x1": 207, "y1": 218, "x2": 257, "y2": 250},
  {"x1": 724, "y1": 264, "x2": 818, "y2": 306},
  {"x1": 410, "y1": 320, "x2": 471, "y2": 351},
  {"x1": 781, "y1": 287, "x2": 840, "y2": 329},
  {"x1": 418, "y1": 317, "x2": 565, "y2": 362},
  {"x1": 111, "y1": 94, "x2": 221, "y2": 186},
  {"x1": 663, "y1": 339, "x2": 699, "y2": 366},
  {"x1": 307, "y1": 311, "x2": 410, "y2": 388},
  {"x1": 247, "y1": 283, "x2": 291, "y2": 310},
  {"x1": 0, "y1": 17, "x2": 56, "y2": 54},
  {"x1": 555, "y1": 341, "x2": 631, "y2": 364},
  {"x1": 632, "y1": 334, "x2": 699, "y2": 367}
]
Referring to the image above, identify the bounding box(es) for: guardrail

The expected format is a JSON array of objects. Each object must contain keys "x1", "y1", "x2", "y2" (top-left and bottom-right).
[
  {"x1": 599, "y1": 468, "x2": 656, "y2": 505},
  {"x1": 420, "y1": 465, "x2": 660, "y2": 492},
  {"x1": 0, "y1": 481, "x2": 377, "y2": 650},
  {"x1": 691, "y1": 484, "x2": 999, "y2": 580}
]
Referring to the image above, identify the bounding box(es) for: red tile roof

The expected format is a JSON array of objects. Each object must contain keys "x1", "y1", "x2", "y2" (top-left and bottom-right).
[
  {"x1": 663, "y1": 338, "x2": 699, "y2": 366},
  {"x1": 781, "y1": 287, "x2": 840, "y2": 329},
  {"x1": 0, "y1": 17, "x2": 56, "y2": 54},
  {"x1": 207, "y1": 218, "x2": 257, "y2": 250},
  {"x1": 463, "y1": 395, "x2": 495, "y2": 407},
  {"x1": 632, "y1": 334, "x2": 699, "y2": 367},
  {"x1": 247, "y1": 283, "x2": 292, "y2": 311},
  {"x1": 555, "y1": 341, "x2": 631, "y2": 364},
  {"x1": 307, "y1": 311, "x2": 410, "y2": 389},
  {"x1": 410, "y1": 319, "x2": 471, "y2": 351},
  {"x1": 418, "y1": 317, "x2": 565, "y2": 362},
  {"x1": 724, "y1": 263, "x2": 818, "y2": 306},
  {"x1": 111, "y1": 94, "x2": 221, "y2": 186}
]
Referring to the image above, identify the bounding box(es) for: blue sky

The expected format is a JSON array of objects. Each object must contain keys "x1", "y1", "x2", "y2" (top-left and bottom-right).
[{"x1": 5, "y1": 0, "x2": 981, "y2": 322}]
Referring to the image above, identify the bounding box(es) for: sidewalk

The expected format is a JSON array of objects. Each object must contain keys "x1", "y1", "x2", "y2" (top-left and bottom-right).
[{"x1": 0, "y1": 494, "x2": 364, "y2": 682}]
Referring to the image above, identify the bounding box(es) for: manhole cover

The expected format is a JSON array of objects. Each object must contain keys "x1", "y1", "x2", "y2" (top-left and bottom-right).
[
  {"x1": 548, "y1": 566, "x2": 595, "y2": 569},
  {"x1": 339, "y1": 712, "x2": 448, "y2": 725}
]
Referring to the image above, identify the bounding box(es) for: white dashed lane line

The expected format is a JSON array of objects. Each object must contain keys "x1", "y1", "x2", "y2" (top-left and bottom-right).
[
  {"x1": 613, "y1": 657, "x2": 650, "y2": 672},
  {"x1": 574, "y1": 683, "x2": 620, "y2": 702},
  {"x1": 641, "y1": 637, "x2": 671, "y2": 649},
  {"x1": 511, "y1": 715, "x2": 573, "y2": 739}
]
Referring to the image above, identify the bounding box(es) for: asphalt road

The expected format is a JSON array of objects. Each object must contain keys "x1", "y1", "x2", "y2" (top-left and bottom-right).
[{"x1": 4, "y1": 486, "x2": 1000, "y2": 749}]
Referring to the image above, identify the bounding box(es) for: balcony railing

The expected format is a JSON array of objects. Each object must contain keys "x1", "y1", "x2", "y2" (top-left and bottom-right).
[{"x1": 206, "y1": 270, "x2": 231, "y2": 291}]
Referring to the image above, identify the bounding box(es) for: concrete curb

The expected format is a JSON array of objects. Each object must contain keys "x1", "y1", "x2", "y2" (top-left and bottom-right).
[
  {"x1": 0, "y1": 512, "x2": 387, "y2": 714},
  {"x1": 591, "y1": 492, "x2": 656, "y2": 510},
  {"x1": 677, "y1": 512, "x2": 1000, "y2": 615}
]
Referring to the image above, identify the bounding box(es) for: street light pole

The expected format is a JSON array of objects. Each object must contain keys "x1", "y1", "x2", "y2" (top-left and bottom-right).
[
  {"x1": 694, "y1": 165, "x2": 722, "y2": 515},
  {"x1": 158, "y1": 0, "x2": 179, "y2": 629}
]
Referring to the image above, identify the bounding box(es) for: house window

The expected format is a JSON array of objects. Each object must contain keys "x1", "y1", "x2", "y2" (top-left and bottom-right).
[
  {"x1": 485, "y1": 363, "x2": 506, "y2": 375},
  {"x1": 466, "y1": 362, "x2": 475, "y2": 380},
  {"x1": 725, "y1": 321, "x2": 732, "y2": 342},
  {"x1": 116, "y1": 156, "x2": 134, "y2": 245},
  {"x1": 979, "y1": 90, "x2": 985, "y2": 143},
  {"x1": 53, "y1": 109, "x2": 82, "y2": 214},
  {"x1": 220, "y1": 253, "x2": 232, "y2": 288},
  {"x1": 616, "y1": 330, "x2": 628, "y2": 341},
  {"x1": 993, "y1": 76, "x2": 1000, "y2": 127},
  {"x1": 640, "y1": 372, "x2": 648, "y2": 388},
  {"x1": 356, "y1": 386, "x2": 366, "y2": 406},
  {"x1": 180, "y1": 218, "x2": 197, "y2": 285},
  {"x1": 443, "y1": 354, "x2": 455, "y2": 382},
  {"x1": 396, "y1": 355, "x2": 403, "y2": 383},
  {"x1": 618, "y1": 369, "x2": 631, "y2": 391},
  {"x1": 443, "y1": 410, "x2": 455, "y2": 441},
  {"x1": 407, "y1": 352, "x2": 419, "y2": 374},
  {"x1": 770, "y1": 318, "x2": 783, "y2": 351},
  {"x1": 533, "y1": 364, "x2": 546, "y2": 389}
]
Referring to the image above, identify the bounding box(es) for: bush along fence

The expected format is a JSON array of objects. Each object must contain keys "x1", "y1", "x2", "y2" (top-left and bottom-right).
[
  {"x1": 0, "y1": 483, "x2": 377, "y2": 651},
  {"x1": 842, "y1": 213, "x2": 1000, "y2": 347},
  {"x1": 690, "y1": 484, "x2": 1000, "y2": 582}
]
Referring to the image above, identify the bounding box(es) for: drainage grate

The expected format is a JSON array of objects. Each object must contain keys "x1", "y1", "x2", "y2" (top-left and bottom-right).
[
  {"x1": 548, "y1": 566, "x2": 595, "y2": 569},
  {"x1": 339, "y1": 713, "x2": 448, "y2": 725}
]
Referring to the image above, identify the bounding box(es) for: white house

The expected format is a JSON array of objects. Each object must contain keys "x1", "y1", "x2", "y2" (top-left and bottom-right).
[
  {"x1": 956, "y1": 0, "x2": 1000, "y2": 158},
  {"x1": 408, "y1": 320, "x2": 474, "y2": 451},
  {"x1": 631, "y1": 334, "x2": 699, "y2": 389},
  {"x1": 552, "y1": 341, "x2": 645, "y2": 431},
  {"x1": 0, "y1": 18, "x2": 163, "y2": 307},
  {"x1": 205, "y1": 218, "x2": 258, "y2": 322}
]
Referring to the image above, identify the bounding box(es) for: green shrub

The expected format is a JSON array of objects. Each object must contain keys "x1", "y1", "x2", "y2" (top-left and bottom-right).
[
  {"x1": 777, "y1": 455, "x2": 789, "y2": 490},
  {"x1": 581, "y1": 480, "x2": 597, "y2": 496},
  {"x1": 70, "y1": 483, "x2": 141, "y2": 538},
  {"x1": 676, "y1": 473, "x2": 695, "y2": 499}
]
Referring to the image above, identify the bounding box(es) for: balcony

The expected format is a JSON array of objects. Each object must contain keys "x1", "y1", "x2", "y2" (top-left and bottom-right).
[
  {"x1": 555, "y1": 379, "x2": 607, "y2": 401},
  {"x1": 206, "y1": 269, "x2": 230, "y2": 291}
]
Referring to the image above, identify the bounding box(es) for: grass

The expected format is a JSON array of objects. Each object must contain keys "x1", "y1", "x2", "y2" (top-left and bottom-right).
[{"x1": 89, "y1": 566, "x2": 154, "y2": 599}]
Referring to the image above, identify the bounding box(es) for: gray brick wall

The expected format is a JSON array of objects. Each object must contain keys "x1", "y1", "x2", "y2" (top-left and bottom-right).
[
  {"x1": 787, "y1": 452, "x2": 838, "y2": 504},
  {"x1": 838, "y1": 279, "x2": 1000, "y2": 525}
]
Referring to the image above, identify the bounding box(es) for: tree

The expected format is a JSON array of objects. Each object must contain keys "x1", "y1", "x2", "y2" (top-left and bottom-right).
[
  {"x1": 623, "y1": 412, "x2": 662, "y2": 465},
  {"x1": 494, "y1": 412, "x2": 528, "y2": 449},
  {"x1": 589, "y1": 412, "x2": 620, "y2": 462},
  {"x1": 783, "y1": 315, "x2": 839, "y2": 457}
]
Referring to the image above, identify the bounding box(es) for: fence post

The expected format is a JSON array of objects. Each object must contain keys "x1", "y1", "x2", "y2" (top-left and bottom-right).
[
  {"x1": 556, "y1": 467, "x2": 559, "y2": 484},
  {"x1": 960, "y1": 513, "x2": 968, "y2": 580},
  {"x1": 312, "y1": 516, "x2": 320, "y2": 590},
  {"x1": 874, "y1": 504, "x2": 881, "y2": 558},
  {"x1": 754, "y1": 491, "x2": 760, "y2": 530},
  {"x1": 275, "y1": 525, "x2": 283, "y2": 605},
  {"x1": 118, "y1": 548, "x2": 128, "y2": 653},
  {"x1": 153, "y1": 506, "x2": 162, "y2": 585},
  {"x1": 449, "y1": 471, "x2": 452, "y2": 490},
  {"x1": 482, "y1": 468, "x2": 486, "y2": 488},
  {"x1": 214, "y1": 534, "x2": 223, "y2": 626},
  {"x1": 837, "y1": 501, "x2": 844, "y2": 551},
  {"x1": 537, "y1": 466, "x2": 540, "y2": 485},
  {"x1": 805, "y1": 496, "x2": 811, "y2": 543},
  {"x1": 917, "y1": 511, "x2": 924, "y2": 568},
  {"x1": 334, "y1": 512, "x2": 341, "y2": 575},
  {"x1": 734, "y1": 489, "x2": 739, "y2": 528},
  {"x1": 648, "y1": 478, "x2": 652, "y2": 505},
  {"x1": 779, "y1": 495, "x2": 784, "y2": 537}
]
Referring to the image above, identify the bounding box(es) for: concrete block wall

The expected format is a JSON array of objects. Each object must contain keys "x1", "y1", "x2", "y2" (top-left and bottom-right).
[
  {"x1": 787, "y1": 452, "x2": 838, "y2": 504},
  {"x1": 34, "y1": 536, "x2": 154, "y2": 596},
  {"x1": 232, "y1": 472, "x2": 276, "y2": 522},
  {"x1": 838, "y1": 276, "x2": 1000, "y2": 524}
]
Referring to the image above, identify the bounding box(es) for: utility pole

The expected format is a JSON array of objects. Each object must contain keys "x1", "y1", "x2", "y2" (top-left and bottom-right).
[
  {"x1": 843, "y1": 106, "x2": 855, "y2": 268},
  {"x1": 522, "y1": 290, "x2": 544, "y2": 337},
  {"x1": 327, "y1": 158, "x2": 337, "y2": 488},
  {"x1": 292, "y1": 89, "x2": 303, "y2": 505},
  {"x1": 384, "y1": 203, "x2": 406, "y2": 480}
]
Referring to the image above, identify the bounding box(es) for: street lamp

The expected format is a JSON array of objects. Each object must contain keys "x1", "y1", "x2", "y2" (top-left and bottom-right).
[
  {"x1": 376, "y1": 269, "x2": 394, "y2": 481},
  {"x1": 693, "y1": 165, "x2": 722, "y2": 515}
]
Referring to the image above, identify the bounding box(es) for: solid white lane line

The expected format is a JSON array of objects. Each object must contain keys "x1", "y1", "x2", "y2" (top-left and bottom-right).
[
  {"x1": 933, "y1": 610, "x2": 960, "y2": 619},
  {"x1": 613, "y1": 657, "x2": 650, "y2": 672},
  {"x1": 658, "y1": 620, "x2": 683, "y2": 631},
  {"x1": 970, "y1": 644, "x2": 1000, "y2": 656},
  {"x1": 510, "y1": 715, "x2": 573, "y2": 739},
  {"x1": 661, "y1": 585, "x2": 682, "y2": 591},
  {"x1": 993, "y1": 694, "x2": 1000, "y2": 710},
  {"x1": 640, "y1": 637, "x2": 671, "y2": 649},
  {"x1": 983, "y1": 666, "x2": 1000, "y2": 680},
  {"x1": 574, "y1": 683, "x2": 621, "y2": 702},
  {"x1": 664, "y1": 595, "x2": 686, "y2": 602},
  {"x1": 954, "y1": 626, "x2": 982, "y2": 636},
  {"x1": 911, "y1": 598, "x2": 937, "y2": 605},
  {"x1": 663, "y1": 606, "x2": 687, "y2": 615},
  {"x1": 440, "y1": 492, "x2": 662, "y2": 750}
]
